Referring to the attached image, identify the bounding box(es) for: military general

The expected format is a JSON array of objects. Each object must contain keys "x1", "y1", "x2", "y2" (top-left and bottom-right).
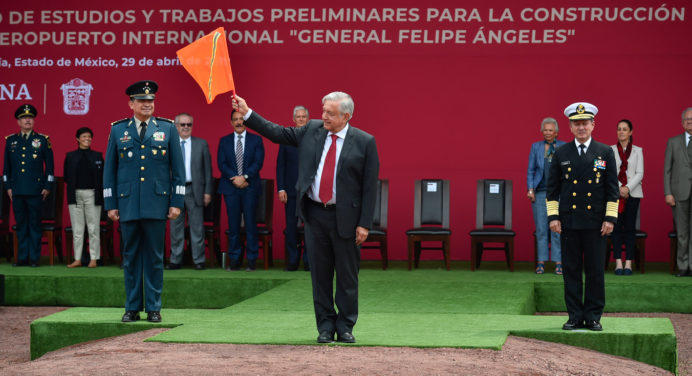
[
  {"x1": 103, "y1": 81, "x2": 186, "y2": 323},
  {"x1": 547, "y1": 102, "x2": 618, "y2": 332},
  {"x1": 3, "y1": 104, "x2": 54, "y2": 267}
]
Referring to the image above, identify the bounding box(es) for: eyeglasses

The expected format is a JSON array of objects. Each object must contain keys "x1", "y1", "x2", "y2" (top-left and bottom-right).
[
  {"x1": 683, "y1": 118, "x2": 692, "y2": 122},
  {"x1": 178, "y1": 123, "x2": 193, "y2": 127}
]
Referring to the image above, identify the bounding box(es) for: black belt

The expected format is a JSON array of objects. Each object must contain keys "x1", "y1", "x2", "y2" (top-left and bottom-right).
[{"x1": 306, "y1": 198, "x2": 336, "y2": 210}]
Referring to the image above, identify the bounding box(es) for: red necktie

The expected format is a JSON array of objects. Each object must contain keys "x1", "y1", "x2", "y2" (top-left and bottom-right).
[{"x1": 319, "y1": 134, "x2": 338, "y2": 204}]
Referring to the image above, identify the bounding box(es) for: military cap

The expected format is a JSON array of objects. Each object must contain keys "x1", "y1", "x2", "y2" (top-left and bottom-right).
[
  {"x1": 564, "y1": 102, "x2": 598, "y2": 120},
  {"x1": 126, "y1": 80, "x2": 158, "y2": 100},
  {"x1": 15, "y1": 104, "x2": 37, "y2": 119}
]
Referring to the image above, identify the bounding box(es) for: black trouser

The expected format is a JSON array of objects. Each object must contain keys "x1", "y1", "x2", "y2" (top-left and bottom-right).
[
  {"x1": 611, "y1": 197, "x2": 640, "y2": 261},
  {"x1": 561, "y1": 229, "x2": 606, "y2": 322},
  {"x1": 304, "y1": 199, "x2": 360, "y2": 336}
]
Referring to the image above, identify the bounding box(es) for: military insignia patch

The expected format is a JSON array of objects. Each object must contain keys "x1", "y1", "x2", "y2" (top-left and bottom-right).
[
  {"x1": 594, "y1": 160, "x2": 606, "y2": 169},
  {"x1": 577, "y1": 104, "x2": 585, "y2": 114},
  {"x1": 153, "y1": 132, "x2": 165, "y2": 141},
  {"x1": 31, "y1": 139, "x2": 41, "y2": 148}
]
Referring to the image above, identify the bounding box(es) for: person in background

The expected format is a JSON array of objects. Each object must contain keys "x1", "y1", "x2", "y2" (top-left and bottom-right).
[
  {"x1": 664, "y1": 107, "x2": 692, "y2": 277},
  {"x1": 527, "y1": 117, "x2": 565, "y2": 275},
  {"x1": 277, "y1": 105, "x2": 310, "y2": 271},
  {"x1": 166, "y1": 113, "x2": 213, "y2": 271},
  {"x1": 218, "y1": 109, "x2": 265, "y2": 272},
  {"x1": 65, "y1": 127, "x2": 104, "y2": 268},
  {"x1": 3, "y1": 104, "x2": 54, "y2": 267},
  {"x1": 610, "y1": 119, "x2": 643, "y2": 275}
]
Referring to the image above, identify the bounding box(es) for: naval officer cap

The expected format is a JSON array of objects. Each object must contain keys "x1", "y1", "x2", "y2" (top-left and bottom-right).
[
  {"x1": 15, "y1": 104, "x2": 37, "y2": 119},
  {"x1": 126, "y1": 80, "x2": 158, "y2": 100},
  {"x1": 564, "y1": 102, "x2": 598, "y2": 120}
]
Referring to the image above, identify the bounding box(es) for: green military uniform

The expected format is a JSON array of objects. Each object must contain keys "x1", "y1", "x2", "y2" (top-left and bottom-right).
[
  {"x1": 3, "y1": 104, "x2": 54, "y2": 266},
  {"x1": 103, "y1": 81, "x2": 185, "y2": 322}
]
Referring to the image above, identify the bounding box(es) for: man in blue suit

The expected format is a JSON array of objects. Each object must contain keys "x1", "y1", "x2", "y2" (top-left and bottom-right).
[
  {"x1": 218, "y1": 109, "x2": 265, "y2": 271},
  {"x1": 277, "y1": 106, "x2": 310, "y2": 271},
  {"x1": 104, "y1": 81, "x2": 186, "y2": 323}
]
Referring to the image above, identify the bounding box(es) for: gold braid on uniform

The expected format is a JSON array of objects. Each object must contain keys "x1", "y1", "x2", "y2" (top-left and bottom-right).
[
  {"x1": 606, "y1": 200, "x2": 619, "y2": 218},
  {"x1": 546, "y1": 200, "x2": 559, "y2": 217}
]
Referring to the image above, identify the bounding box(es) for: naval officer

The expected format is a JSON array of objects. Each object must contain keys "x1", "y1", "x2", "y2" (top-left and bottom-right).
[
  {"x1": 103, "y1": 81, "x2": 186, "y2": 323},
  {"x1": 547, "y1": 102, "x2": 619, "y2": 331},
  {"x1": 3, "y1": 104, "x2": 54, "y2": 267}
]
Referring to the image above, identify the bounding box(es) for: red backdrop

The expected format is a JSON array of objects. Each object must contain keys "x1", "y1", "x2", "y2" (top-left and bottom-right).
[{"x1": 2, "y1": 1, "x2": 691, "y2": 262}]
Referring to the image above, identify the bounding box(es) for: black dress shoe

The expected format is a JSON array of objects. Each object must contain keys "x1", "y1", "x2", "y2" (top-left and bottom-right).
[
  {"x1": 12, "y1": 261, "x2": 28, "y2": 267},
  {"x1": 562, "y1": 319, "x2": 584, "y2": 330},
  {"x1": 122, "y1": 311, "x2": 140, "y2": 322},
  {"x1": 284, "y1": 264, "x2": 298, "y2": 272},
  {"x1": 675, "y1": 270, "x2": 690, "y2": 277},
  {"x1": 246, "y1": 261, "x2": 256, "y2": 272},
  {"x1": 147, "y1": 311, "x2": 162, "y2": 322},
  {"x1": 30, "y1": 263, "x2": 39, "y2": 267},
  {"x1": 195, "y1": 263, "x2": 206, "y2": 270},
  {"x1": 584, "y1": 320, "x2": 603, "y2": 331},
  {"x1": 165, "y1": 263, "x2": 181, "y2": 270},
  {"x1": 337, "y1": 332, "x2": 356, "y2": 343},
  {"x1": 317, "y1": 332, "x2": 334, "y2": 343}
]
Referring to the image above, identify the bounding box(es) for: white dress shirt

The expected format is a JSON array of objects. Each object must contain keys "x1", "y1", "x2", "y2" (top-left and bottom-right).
[
  {"x1": 575, "y1": 137, "x2": 592, "y2": 155},
  {"x1": 180, "y1": 136, "x2": 192, "y2": 183}
]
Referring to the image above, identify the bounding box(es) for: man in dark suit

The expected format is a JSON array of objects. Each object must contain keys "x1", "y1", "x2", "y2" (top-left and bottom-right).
[
  {"x1": 232, "y1": 91, "x2": 380, "y2": 344},
  {"x1": 547, "y1": 102, "x2": 619, "y2": 331},
  {"x1": 664, "y1": 107, "x2": 692, "y2": 277},
  {"x1": 277, "y1": 105, "x2": 310, "y2": 271},
  {"x1": 167, "y1": 113, "x2": 213, "y2": 270},
  {"x1": 217, "y1": 110, "x2": 264, "y2": 271},
  {"x1": 104, "y1": 81, "x2": 186, "y2": 323},
  {"x1": 3, "y1": 104, "x2": 54, "y2": 267}
]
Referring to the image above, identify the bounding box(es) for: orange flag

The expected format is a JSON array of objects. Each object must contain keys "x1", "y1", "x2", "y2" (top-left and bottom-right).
[{"x1": 176, "y1": 27, "x2": 235, "y2": 104}]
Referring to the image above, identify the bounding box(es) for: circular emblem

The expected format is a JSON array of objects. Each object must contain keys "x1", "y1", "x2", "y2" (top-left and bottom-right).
[{"x1": 576, "y1": 104, "x2": 585, "y2": 114}]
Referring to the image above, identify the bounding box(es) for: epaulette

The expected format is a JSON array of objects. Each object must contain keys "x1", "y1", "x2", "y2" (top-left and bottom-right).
[
  {"x1": 39, "y1": 133, "x2": 50, "y2": 139},
  {"x1": 111, "y1": 118, "x2": 129, "y2": 126},
  {"x1": 5, "y1": 133, "x2": 15, "y2": 140},
  {"x1": 156, "y1": 116, "x2": 174, "y2": 123}
]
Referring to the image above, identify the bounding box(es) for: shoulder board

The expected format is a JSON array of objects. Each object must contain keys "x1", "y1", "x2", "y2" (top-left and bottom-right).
[
  {"x1": 155, "y1": 116, "x2": 174, "y2": 123},
  {"x1": 111, "y1": 118, "x2": 129, "y2": 126},
  {"x1": 39, "y1": 133, "x2": 50, "y2": 139},
  {"x1": 5, "y1": 133, "x2": 15, "y2": 140}
]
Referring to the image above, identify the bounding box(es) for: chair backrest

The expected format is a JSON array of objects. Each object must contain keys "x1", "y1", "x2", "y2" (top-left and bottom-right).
[
  {"x1": 0, "y1": 180, "x2": 10, "y2": 223},
  {"x1": 413, "y1": 179, "x2": 450, "y2": 228},
  {"x1": 475, "y1": 179, "x2": 512, "y2": 229},
  {"x1": 372, "y1": 179, "x2": 389, "y2": 229},
  {"x1": 241, "y1": 179, "x2": 274, "y2": 229},
  {"x1": 42, "y1": 177, "x2": 64, "y2": 225},
  {"x1": 203, "y1": 177, "x2": 222, "y2": 225}
]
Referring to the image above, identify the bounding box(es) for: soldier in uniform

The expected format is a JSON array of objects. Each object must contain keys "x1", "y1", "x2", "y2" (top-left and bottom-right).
[
  {"x1": 3, "y1": 104, "x2": 54, "y2": 267},
  {"x1": 547, "y1": 102, "x2": 619, "y2": 331},
  {"x1": 103, "y1": 81, "x2": 185, "y2": 323}
]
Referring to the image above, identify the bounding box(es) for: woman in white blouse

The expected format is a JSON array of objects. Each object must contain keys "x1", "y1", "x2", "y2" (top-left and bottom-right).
[{"x1": 610, "y1": 119, "x2": 644, "y2": 275}]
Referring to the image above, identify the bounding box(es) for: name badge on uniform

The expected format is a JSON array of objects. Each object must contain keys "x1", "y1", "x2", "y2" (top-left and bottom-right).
[
  {"x1": 594, "y1": 159, "x2": 606, "y2": 169},
  {"x1": 153, "y1": 132, "x2": 165, "y2": 141},
  {"x1": 561, "y1": 161, "x2": 570, "y2": 166},
  {"x1": 31, "y1": 139, "x2": 41, "y2": 148},
  {"x1": 120, "y1": 135, "x2": 131, "y2": 143}
]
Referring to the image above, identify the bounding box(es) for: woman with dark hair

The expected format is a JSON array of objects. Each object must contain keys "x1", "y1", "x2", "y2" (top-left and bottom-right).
[
  {"x1": 610, "y1": 119, "x2": 644, "y2": 275},
  {"x1": 64, "y1": 127, "x2": 104, "y2": 268}
]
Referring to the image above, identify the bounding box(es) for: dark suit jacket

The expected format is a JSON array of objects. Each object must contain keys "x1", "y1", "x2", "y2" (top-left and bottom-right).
[
  {"x1": 63, "y1": 148, "x2": 104, "y2": 206},
  {"x1": 547, "y1": 140, "x2": 619, "y2": 230},
  {"x1": 217, "y1": 131, "x2": 264, "y2": 195},
  {"x1": 664, "y1": 133, "x2": 692, "y2": 201},
  {"x1": 276, "y1": 144, "x2": 299, "y2": 198},
  {"x1": 184, "y1": 136, "x2": 213, "y2": 206},
  {"x1": 245, "y1": 111, "x2": 379, "y2": 239}
]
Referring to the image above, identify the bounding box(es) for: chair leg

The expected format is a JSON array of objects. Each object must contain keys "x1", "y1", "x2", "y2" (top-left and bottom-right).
[
  {"x1": 444, "y1": 237, "x2": 450, "y2": 271},
  {"x1": 47, "y1": 232, "x2": 54, "y2": 265},
  {"x1": 13, "y1": 232, "x2": 18, "y2": 263},
  {"x1": 407, "y1": 236, "x2": 414, "y2": 270},
  {"x1": 637, "y1": 238, "x2": 645, "y2": 274},
  {"x1": 414, "y1": 241, "x2": 421, "y2": 268},
  {"x1": 470, "y1": 237, "x2": 476, "y2": 271},
  {"x1": 475, "y1": 243, "x2": 483, "y2": 270},
  {"x1": 508, "y1": 239, "x2": 514, "y2": 272},
  {"x1": 380, "y1": 238, "x2": 388, "y2": 270}
]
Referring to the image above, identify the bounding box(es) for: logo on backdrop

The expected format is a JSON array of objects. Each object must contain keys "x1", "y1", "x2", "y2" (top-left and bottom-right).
[{"x1": 60, "y1": 78, "x2": 93, "y2": 115}]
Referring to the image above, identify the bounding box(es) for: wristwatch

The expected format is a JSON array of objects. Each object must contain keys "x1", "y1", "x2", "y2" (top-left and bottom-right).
[{"x1": 243, "y1": 174, "x2": 249, "y2": 180}]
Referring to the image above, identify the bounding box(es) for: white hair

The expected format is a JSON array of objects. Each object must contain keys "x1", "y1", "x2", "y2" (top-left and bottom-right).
[
  {"x1": 541, "y1": 117, "x2": 559, "y2": 132},
  {"x1": 293, "y1": 106, "x2": 309, "y2": 118},
  {"x1": 322, "y1": 91, "x2": 354, "y2": 117}
]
